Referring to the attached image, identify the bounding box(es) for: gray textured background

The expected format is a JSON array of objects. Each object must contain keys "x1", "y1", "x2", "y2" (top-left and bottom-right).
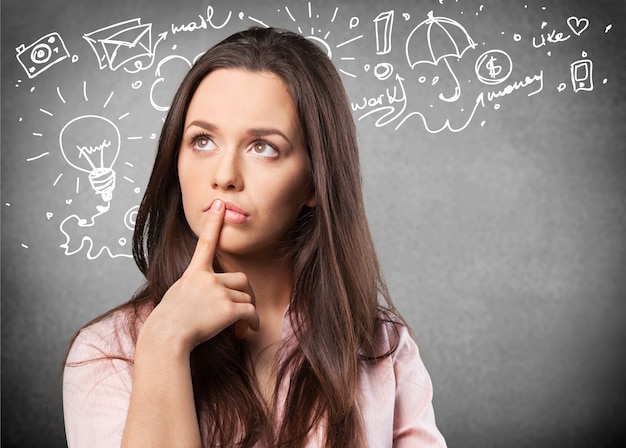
[{"x1": 2, "y1": 0, "x2": 626, "y2": 446}]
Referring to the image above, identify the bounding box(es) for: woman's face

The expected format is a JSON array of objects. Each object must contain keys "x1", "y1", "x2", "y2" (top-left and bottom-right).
[{"x1": 178, "y1": 68, "x2": 315, "y2": 260}]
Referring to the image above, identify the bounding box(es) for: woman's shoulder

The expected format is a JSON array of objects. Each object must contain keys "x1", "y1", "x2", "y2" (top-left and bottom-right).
[
  {"x1": 66, "y1": 303, "x2": 151, "y2": 365},
  {"x1": 362, "y1": 308, "x2": 416, "y2": 360}
]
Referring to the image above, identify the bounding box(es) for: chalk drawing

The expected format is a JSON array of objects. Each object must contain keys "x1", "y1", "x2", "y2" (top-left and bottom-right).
[
  {"x1": 353, "y1": 73, "x2": 408, "y2": 127},
  {"x1": 532, "y1": 26, "x2": 570, "y2": 48},
  {"x1": 475, "y1": 50, "x2": 513, "y2": 85},
  {"x1": 374, "y1": 10, "x2": 394, "y2": 55},
  {"x1": 567, "y1": 16, "x2": 590, "y2": 36},
  {"x1": 406, "y1": 11, "x2": 477, "y2": 102},
  {"x1": 571, "y1": 58, "x2": 593, "y2": 92},
  {"x1": 9, "y1": 0, "x2": 613, "y2": 259},
  {"x1": 277, "y1": 3, "x2": 361, "y2": 78},
  {"x1": 83, "y1": 18, "x2": 167, "y2": 73},
  {"x1": 16, "y1": 32, "x2": 70, "y2": 78},
  {"x1": 59, "y1": 214, "x2": 133, "y2": 260},
  {"x1": 171, "y1": 5, "x2": 233, "y2": 34},
  {"x1": 395, "y1": 92, "x2": 486, "y2": 133},
  {"x1": 150, "y1": 55, "x2": 194, "y2": 112},
  {"x1": 59, "y1": 115, "x2": 120, "y2": 202}
]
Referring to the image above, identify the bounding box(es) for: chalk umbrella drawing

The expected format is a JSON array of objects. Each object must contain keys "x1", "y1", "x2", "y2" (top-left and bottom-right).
[{"x1": 406, "y1": 10, "x2": 477, "y2": 102}]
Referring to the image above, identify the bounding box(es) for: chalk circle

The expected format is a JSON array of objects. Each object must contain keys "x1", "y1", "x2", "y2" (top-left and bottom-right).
[
  {"x1": 124, "y1": 205, "x2": 139, "y2": 230},
  {"x1": 31, "y1": 43, "x2": 52, "y2": 64},
  {"x1": 364, "y1": 64, "x2": 370, "y2": 72},
  {"x1": 513, "y1": 34, "x2": 522, "y2": 41},
  {"x1": 132, "y1": 81, "x2": 142, "y2": 89},
  {"x1": 432, "y1": 76, "x2": 439, "y2": 85},
  {"x1": 374, "y1": 63, "x2": 393, "y2": 81},
  {"x1": 557, "y1": 83, "x2": 567, "y2": 92},
  {"x1": 239, "y1": 12, "x2": 244, "y2": 20},
  {"x1": 494, "y1": 103, "x2": 500, "y2": 110},
  {"x1": 119, "y1": 238, "x2": 127, "y2": 246},
  {"x1": 72, "y1": 55, "x2": 79, "y2": 63},
  {"x1": 134, "y1": 187, "x2": 141, "y2": 194},
  {"x1": 418, "y1": 76, "x2": 427, "y2": 84},
  {"x1": 475, "y1": 50, "x2": 513, "y2": 85}
]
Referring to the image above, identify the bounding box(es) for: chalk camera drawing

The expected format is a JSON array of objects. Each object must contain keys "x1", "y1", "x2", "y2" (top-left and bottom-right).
[{"x1": 15, "y1": 32, "x2": 70, "y2": 79}]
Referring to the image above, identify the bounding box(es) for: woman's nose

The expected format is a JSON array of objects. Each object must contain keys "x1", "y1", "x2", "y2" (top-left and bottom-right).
[{"x1": 212, "y1": 148, "x2": 243, "y2": 191}]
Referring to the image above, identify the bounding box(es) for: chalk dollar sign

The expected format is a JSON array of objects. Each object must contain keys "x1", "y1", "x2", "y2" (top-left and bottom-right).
[{"x1": 486, "y1": 56, "x2": 502, "y2": 79}]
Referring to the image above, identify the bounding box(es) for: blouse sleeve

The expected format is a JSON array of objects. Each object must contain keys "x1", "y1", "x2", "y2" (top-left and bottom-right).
[
  {"x1": 392, "y1": 325, "x2": 447, "y2": 448},
  {"x1": 63, "y1": 314, "x2": 134, "y2": 448}
]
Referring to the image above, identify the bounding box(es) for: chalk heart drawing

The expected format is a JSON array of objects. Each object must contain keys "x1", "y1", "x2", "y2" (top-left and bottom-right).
[{"x1": 567, "y1": 16, "x2": 589, "y2": 36}]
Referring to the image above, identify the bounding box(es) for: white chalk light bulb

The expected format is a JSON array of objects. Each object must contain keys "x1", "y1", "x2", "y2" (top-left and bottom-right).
[{"x1": 59, "y1": 115, "x2": 120, "y2": 201}]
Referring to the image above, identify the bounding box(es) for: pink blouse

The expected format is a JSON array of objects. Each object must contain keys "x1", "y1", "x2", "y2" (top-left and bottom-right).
[{"x1": 63, "y1": 308, "x2": 447, "y2": 447}]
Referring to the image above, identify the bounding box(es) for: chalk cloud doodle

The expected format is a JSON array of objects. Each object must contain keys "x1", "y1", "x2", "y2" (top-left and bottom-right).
[{"x1": 11, "y1": 0, "x2": 613, "y2": 259}]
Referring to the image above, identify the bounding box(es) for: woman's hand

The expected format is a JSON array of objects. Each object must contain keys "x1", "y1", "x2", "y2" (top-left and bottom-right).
[
  {"x1": 141, "y1": 199, "x2": 260, "y2": 354},
  {"x1": 122, "y1": 199, "x2": 259, "y2": 447}
]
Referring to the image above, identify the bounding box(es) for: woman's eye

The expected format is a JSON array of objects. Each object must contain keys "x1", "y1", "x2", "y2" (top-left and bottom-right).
[
  {"x1": 192, "y1": 135, "x2": 216, "y2": 151},
  {"x1": 250, "y1": 141, "x2": 278, "y2": 158}
]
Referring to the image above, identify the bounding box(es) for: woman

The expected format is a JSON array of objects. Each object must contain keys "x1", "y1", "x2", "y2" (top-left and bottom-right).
[{"x1": 63, "y1": 27, "x2": 446, "y2": 447}]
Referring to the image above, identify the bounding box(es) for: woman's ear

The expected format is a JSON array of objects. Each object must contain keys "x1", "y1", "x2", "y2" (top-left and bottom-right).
[
  {"x1": 302, "y1": 180, "x2": 316, "y2": 207},
  {"x1": 303, "y1": 182, "x2": 317, "y2": 207},
  {"x1": 304, "y1": 191, "x2": 317, "y2": 208}
]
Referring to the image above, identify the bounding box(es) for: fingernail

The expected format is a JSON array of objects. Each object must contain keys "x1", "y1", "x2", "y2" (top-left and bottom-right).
[{"x1": 212, "y1": 199, "x2": 224, "y2": 213}]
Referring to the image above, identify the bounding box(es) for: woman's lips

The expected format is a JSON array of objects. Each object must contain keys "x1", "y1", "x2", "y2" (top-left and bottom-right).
[
  {"x1": 223, "y1": 201, "x2": 249, "y2": 224},
  {"x1": 203, "y1": 200, "x2": 249, "y2": 224}
]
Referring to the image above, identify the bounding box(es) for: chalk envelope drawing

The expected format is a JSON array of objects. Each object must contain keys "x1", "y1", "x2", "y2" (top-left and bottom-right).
[
  {"x1": 83, "y1": 18, "x2": 154, "y2": 71},
  {"x1": 15, "y1": 32, "x2": 70, "y2": 78},
  {"x1": 406, "y1": 10, "x2": 477, "y2": 102}
]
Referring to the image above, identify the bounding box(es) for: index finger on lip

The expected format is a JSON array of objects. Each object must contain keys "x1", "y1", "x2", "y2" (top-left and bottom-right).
[{"x1": 187, "y1": 199, "x2": 225, "y2": 272}]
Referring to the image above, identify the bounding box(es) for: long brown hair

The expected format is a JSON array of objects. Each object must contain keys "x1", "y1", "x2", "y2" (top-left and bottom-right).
[{"x1": 82, "y1": 27, "x2": 401, "y2": 447}]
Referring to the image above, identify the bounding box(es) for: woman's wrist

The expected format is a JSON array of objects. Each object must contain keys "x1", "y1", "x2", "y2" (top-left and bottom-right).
[{"x1": 136, "y1": 308, "x2": 194, "y2": 362}]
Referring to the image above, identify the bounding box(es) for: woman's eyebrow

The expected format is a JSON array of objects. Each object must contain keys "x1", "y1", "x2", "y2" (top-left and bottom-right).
[
  {"x1": 247, "y1": 128, "x2": 295, "y2": 148},
  {"x1": 185, "y1": 120, "x2": 296, "y2": 149},
  {"x1": 185, "y1": 120, "x2": 218, "y2": 132}
]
